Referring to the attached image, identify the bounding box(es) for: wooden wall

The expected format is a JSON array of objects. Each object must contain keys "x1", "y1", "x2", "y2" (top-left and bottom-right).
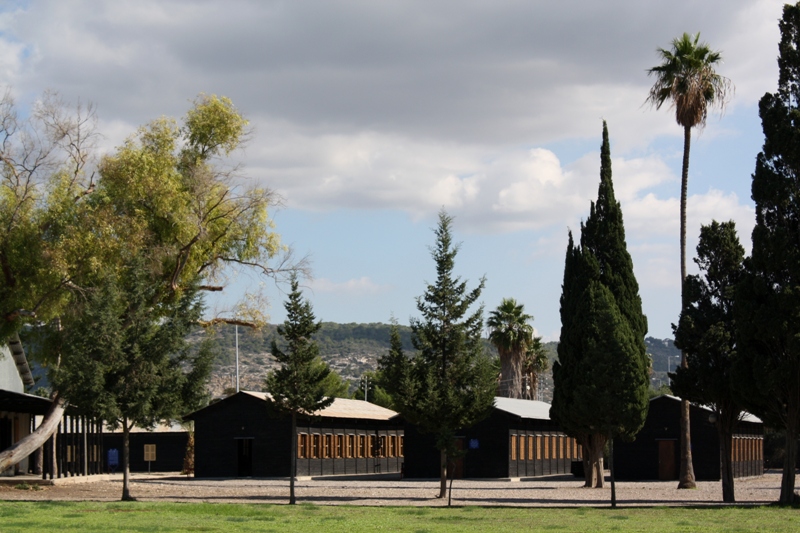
[
  {"x1": 614, "y1": 396, "x2": 764, "y2": 481},
  {"x1": 191, "y1": 394, "x2": 403, "y2": 478}
]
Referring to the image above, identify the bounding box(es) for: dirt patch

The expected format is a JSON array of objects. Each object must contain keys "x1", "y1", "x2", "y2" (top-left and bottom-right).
[{"x1": 0, "y1": 471, "x2": 788, "y2": 507}]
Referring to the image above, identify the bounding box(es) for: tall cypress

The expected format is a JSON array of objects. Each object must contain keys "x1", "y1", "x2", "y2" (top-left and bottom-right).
[
  {"x1": 734, "y1": 2, "x2": 800, "y2": 505},
  {"x1": 551, "y1": 122, "x2": 649, "y2": 493}
]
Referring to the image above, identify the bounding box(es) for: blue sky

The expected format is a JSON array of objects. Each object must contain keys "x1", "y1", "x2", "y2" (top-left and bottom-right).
[{"x1": 0, "y1": 0, "x2": 785, "y2": 340}]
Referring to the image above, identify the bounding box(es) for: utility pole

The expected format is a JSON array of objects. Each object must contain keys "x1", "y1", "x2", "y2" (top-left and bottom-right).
[
  {"x1": 362, "y1": 375, "x2": 368, "y2": 403},
  {"x1": 235, "y1": 323, "x2": 240, "y2": 393}
]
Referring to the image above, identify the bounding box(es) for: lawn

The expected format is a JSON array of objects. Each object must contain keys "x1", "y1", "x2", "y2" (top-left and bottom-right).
[{"x1": 0, "y1": 502, "x2": 798, "y2": 532}]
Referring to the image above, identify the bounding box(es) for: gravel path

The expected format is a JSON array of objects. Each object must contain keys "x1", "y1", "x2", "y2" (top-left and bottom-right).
[{"x1": 0, "y1": 471, "x2": 788, "y2": 507}]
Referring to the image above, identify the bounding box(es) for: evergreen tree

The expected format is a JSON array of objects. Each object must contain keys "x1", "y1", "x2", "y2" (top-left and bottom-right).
[
  {"x1": 390, "y1": 211, "x2": 496, "y2": 501},
  {"x1": 735, "y1": 2, "x2": 800, "y2": 505},
  {"x1": 551, "y1": 122, "x2": 649, "y2": 495},
  {"x1": 672, "y1": 220, "x2": 744, "y2": 503},
  {"x1": 265, "y1": 275, "x2": 334, "y2": 505},
  {"x1": 51, "y1": 257, "x2": 214, "y2": 501}
]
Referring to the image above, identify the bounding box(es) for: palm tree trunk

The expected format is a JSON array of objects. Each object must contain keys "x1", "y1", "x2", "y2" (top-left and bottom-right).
[
  {"x1": 678, "y1": 124, "x2": 697, "y2": 489},
  {"x1": 498, "y1": 348, "x2": 513, "y2": 397}
]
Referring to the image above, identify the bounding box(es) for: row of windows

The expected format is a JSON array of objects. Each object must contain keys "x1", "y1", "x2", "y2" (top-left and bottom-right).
[
  {"x1": 510, "y1": 434, "x2": 582, "y2": 462},
  {"x1": 732, "y1": 437, "x2": 762, "y2": 463},
  {"x1": 297, "y1": 433, "x2": 404, "y2": 459}
]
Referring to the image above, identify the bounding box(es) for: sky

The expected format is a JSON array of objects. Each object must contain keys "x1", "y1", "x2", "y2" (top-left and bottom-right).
[{"x1": 0, "y1": 0, "x2": 787, "y2": 340}]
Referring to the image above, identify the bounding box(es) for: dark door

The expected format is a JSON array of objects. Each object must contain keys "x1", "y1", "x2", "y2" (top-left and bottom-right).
[
  {"x1": 658, "y1": 440, "x2": 677, "y2": 480},
  {"x1": 237, "y1": 438, "x2": 253, "y2": 477},
  {"x1": 450, "y1": 438, "x2": 465, "y2": 479}
]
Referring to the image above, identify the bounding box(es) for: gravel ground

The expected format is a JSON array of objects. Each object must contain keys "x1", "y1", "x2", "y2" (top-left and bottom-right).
[{"x1": 0, "y1": 471, "x2": 789, "y2": 507}]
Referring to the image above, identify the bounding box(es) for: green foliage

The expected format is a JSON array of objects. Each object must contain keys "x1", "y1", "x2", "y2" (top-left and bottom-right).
[
  {"x1": 551, "y1": 122, "x2": 649, "y2": 459},
  {"x1": 265, "y1": 276, "x2": 334, "y2": 416},
  {"x1": 673, "y1": 221, "x2": 743, "y2": 411},
  {"x1": 646, "y1": 32, "x2": 731, "y2": 130},
  {"x1": 672, "y1": 221, "x2": 744, "y2": 502},
  {"x1": 734, "y1": 2, "x2": 800, "y2": 505},
  {"x1": 49, "y1": 258, "x2": 214, "y2": 429},
  {"x1": 384, "y1": 211, "x2": 496, "y2": 495},
  {"x1": 488, "y1": 298, "x2": 536, "y2": 398}
]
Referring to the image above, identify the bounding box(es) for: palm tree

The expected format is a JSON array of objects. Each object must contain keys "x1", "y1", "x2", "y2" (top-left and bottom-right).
[
  {"x1": 522, "y1": 338, "x2": 549, "y2": 401},
  {"x1": 488, "y1": 298, "x2": 534, "y2": 399},
  {"x1": 647, "y1": 32, "x2": 732, "y2": 490}
]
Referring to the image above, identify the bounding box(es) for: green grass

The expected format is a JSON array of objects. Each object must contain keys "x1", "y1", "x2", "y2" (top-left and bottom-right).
[{"x1": 0, "y1": 502, "x2": 798, "y2": 532}]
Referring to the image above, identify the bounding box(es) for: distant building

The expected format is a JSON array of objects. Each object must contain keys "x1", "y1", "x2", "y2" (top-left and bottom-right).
[
  {"x1": 614, "y1": 395, "x2": 763, "y2": 481},
  {"x1": 403, "y1": 397, "x2": 581, "y2": 479},
  {"x1": 102, "y1": 421, "x2": 189, "y2": 473},
  {"x1": 185, "y1": 391, "x2": 404, "y2": 478}
]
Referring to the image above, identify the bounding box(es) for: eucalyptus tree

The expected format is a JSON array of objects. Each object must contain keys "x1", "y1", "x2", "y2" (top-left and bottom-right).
[
  {"x1": 647, "y1": 32, "x2": 732, "y2": 489},
  {"x1": 0, "y1": 93, "x2": 296, "y2": 473}
]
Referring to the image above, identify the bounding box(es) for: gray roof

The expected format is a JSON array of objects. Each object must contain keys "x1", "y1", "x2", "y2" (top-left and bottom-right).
[
  {"x1": 242, "y1": 391, "x2": 399, "y2": 421},
  {"x1": 654, "y1": 394, "x2": 762, "y2": 424},
  {"x1": 492, "y1": 397, "x2": 552, "y2": 420}
]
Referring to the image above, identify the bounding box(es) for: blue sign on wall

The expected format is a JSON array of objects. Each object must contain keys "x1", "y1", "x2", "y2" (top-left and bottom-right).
[{"x1": 468, "y1": 438, "x2": 479, "y2": 450}]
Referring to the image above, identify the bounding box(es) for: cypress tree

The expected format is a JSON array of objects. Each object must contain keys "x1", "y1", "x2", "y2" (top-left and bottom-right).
[
  {"x1": 551, "y1": 122, "x2": 650, "y2": 495},
  {"x1": 735, "y1": 2, "x2": 800, "y2": 505}
]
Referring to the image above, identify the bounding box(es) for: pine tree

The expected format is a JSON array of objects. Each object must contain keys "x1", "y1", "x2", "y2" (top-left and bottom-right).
[
  {"x1": 265, "y1": 275, "x2": 333, "y2": 505},
  {"x1": 391, "y1": 210, "x2": 496, "y2": 501},
  {"x1": 551, "y1": 122, "x2": 649, "y2": 496},
  {"x1": 673, "y1": 220, "x2": 744, "y2": 503},
  {"x1": 735, "y1": 2, "x2": 800, "y2": 505},
  {"x1": 51, "y1": 256, "x2": 214, "y2": 501}
]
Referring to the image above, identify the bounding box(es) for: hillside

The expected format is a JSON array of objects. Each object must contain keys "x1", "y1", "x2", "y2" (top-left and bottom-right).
[{"x1": 197, "y1": 323, "x2": 679, "y2": 400}]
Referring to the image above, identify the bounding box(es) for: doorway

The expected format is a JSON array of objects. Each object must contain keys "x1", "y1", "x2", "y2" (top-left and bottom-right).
[
  {"x1": 658, "y1": 439, "x2": 677, "y2": 480},
  {"x1": 236, "y1": 438, "x2": 254, "y2": 477}
]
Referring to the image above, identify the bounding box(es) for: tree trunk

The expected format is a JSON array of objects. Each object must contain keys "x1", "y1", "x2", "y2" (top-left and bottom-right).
[
  {"x1": 121, "y1": 418, "x2": 134, "y2": 501},
  {"x1": 290, "y1": 411, "x2": 297, "y2": 505},
  {"x1": 594, "y1": 440, "x2": 605, "y2": 489},
  {"x1": 609, "y1": 435, "x2": 616, "y2": 508},
  {"x1": 510, "y1": 350, "x2": 523, "y2": 399},
  {"x1": 0, "y1": 393, "x2": 66, "y2": 473},
  {"x1": 678, "y1": 123, "x2": 697, "y2": 490},
  {"x1": 582, "y1": 434, "x2": 606, "y2": 488},
  {"x1": 780, "y1": 417, "x2": 798, "y2": 505},
  {"x1": 438, "y1": 449, "x2": 447, "y2": 498},
  {"x1": 581, "y1": 435, "x2": 593, "y2": 488},
  {"x1": 718, "y1": 424, "x2": 735, "y2": 503},
  {"x1": 498, "y1": 348, "x2": 522, "y2": 398}
]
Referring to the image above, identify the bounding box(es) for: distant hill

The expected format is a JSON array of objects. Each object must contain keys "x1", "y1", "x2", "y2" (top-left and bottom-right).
[{"x1": 195, "y1": 325, "x2": 680, "y2": 399}]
